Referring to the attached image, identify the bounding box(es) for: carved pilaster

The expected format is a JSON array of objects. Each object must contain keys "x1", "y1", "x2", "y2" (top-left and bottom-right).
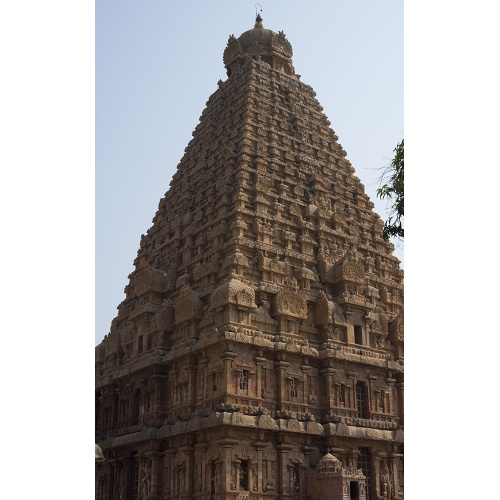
[
  {"x1": 181, "y1": 445, "x2": 195, "y2": 497},
  {"x1": 275, "y1": 360, "x2": 290, "y2": 410},
  {"x1": 348, "y1": 448, "x2": 360, "y2": 469},
  {"x1": 169, "y1": 369, "x2": 177, "y2": 407},
  {"x1": 219, "y1": 437, "x2": 239, "y2": 492},
  {"x1": 389, "y1": 451, "x2": 404, "y2": 499},
  {"x1": 301, "y1": 364, "x2": 312, "y2": 406},
  {"x1": 367, "y1": 375, "x2": 377, "y2": 415},
  {"x1": 387, "y1": 377, "x2": 396, "y2": 416},
  {"x1": 321, "y1": 367, "x2": 336, "y2": 411},
  {"x1": 254, "y1": 440, "x2": 267, "y2": 493},
  {"x1": 150, "y1": 374, "x2": 167, "y2": 418},
  {"x1": 195, "y1": 443, "x2": 208, "y2": 493},
  {"x1": 165, "y1": 449, "x2": 176, "y2": 496},
  {"x1": 255, "y1": 356, "x2": 266, "y2": 404},
  {"x1": 346, "y1": 370, "x2": 356, "y2": 409},
  {"x1": 396, "y1": 381, "x2": 404, "y2": 424},
  {"x1": 198, "y1": 358, "x2": 209, "y2": 402},
  {"x1": 371, "y1": 449, "x2": 382, "y2": 499},
  {"x1": 146, "y1": 451, "x2": 162, "y2": 500},
  {"x1": 276, "y1": 443, "x2": 293, "y2": 496},
  {"x1": 220, "y1": 352, "x2": 237, "y2": 397},
  {"x1": 186, "y1": 365, "x2": 197, "y2": 413}
]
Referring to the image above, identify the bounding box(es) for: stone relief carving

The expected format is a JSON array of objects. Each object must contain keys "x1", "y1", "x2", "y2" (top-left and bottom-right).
[
  {"x1": 274, "y1": 277, "x2": 308, "y2": 319},
  {"x1": 151, "y1": 299, "x2": 175, "y2": 331},
  {"x1": 333, "y1": 254, "x2": 366, "y2": 284},
  {"x1": 380, "y1": 462, "x2": 393, "y2": 500},
  {"x1": 389, "y1": 313, "x2": 404, "y2": 343},
  {"x1": 140, "y1": 459, "x2": 152, "y2": 500},
  {"x1": 175, "y1": 285, "x2": 204, "y2": 325},
  {"x1": 132, "y1": 264, "x2": 169, "y2": 296},
  {"x1": 210, "y1": 275, "x2": 257, "y2": 310}
]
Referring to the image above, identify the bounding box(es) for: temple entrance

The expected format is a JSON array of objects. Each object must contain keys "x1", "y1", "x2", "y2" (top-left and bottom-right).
[{"x1": 350, "y1": 481, "x2": 360, "y2": 500}]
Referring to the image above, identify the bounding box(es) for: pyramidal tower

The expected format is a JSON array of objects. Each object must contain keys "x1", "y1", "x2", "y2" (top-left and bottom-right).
[{"x1": 96, "y1": 15, "x2": 404, "y2": 500}]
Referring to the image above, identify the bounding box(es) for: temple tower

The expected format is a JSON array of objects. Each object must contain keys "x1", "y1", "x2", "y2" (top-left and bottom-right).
[{"x1": 96, "y1": 15, "x2": 404, "y2": 500}]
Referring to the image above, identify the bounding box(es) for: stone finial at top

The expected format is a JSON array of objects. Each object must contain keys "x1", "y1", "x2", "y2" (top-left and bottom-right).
[{"x1": 223, "y1": 12, "x2": 295, "y2": 77}]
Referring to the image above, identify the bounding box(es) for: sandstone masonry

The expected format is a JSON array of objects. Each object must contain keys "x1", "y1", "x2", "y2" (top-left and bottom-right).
[{"x1": 96, "y1": 15, "x2": 404, "y2": 500}]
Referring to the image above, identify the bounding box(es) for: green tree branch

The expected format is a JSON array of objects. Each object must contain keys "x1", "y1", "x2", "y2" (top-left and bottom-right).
[{"x1": 377, "y1": 139, "x2": 404, "y2": 240}]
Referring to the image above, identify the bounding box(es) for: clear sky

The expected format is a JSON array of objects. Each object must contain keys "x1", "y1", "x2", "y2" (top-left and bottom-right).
[{"x1": 96, "y1": 0, "x2": 404, "y2": 345}]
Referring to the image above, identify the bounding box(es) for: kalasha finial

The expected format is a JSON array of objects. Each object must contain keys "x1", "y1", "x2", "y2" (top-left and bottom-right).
[{"x1": 255, "y1": 4, "x2": 263, "y2": 28}]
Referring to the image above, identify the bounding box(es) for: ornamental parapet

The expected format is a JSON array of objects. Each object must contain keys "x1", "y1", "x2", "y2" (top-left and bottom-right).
[
  {"x1": 340, "y1": 416, "x2": 398, "y2": 430},
  {"x1": 320, "y1": 345, "x2": 392, "y2": 360},
  {"x1": 319, "y1": 345, "x2": 403, "y2": 372}
]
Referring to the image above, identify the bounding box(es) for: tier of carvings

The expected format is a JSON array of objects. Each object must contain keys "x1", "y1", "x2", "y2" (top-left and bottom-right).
[{"x1": 97, "y1": 49, "x2": 404, "y2": 374}]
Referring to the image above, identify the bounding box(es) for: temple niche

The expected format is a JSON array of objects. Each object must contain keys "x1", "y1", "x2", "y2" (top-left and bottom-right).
[
  {"x1": 307, "y1": 452, "x2": 367, "y2": 500},
  {"x1": 96, "y1": 14, "x2": 403, "y2": 500}
]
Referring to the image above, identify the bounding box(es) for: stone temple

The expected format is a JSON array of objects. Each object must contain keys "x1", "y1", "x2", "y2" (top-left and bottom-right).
[{"x1": 95, "y1": 14, "x2": 404, "y2": 500}]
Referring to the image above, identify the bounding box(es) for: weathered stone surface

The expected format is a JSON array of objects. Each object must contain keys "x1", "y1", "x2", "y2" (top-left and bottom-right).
[{"x1": 96, "y1": 14, "x2": 404, "y2": 500}]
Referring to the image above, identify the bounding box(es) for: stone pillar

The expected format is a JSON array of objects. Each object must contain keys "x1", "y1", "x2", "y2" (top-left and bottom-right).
[
  {"x1": 151, "y1": 374, "x2": 167, "y2": 417},
  {"x1": 255, "y1": 441, "x2": 267, "y2": 493},
  {"x1": 255, "y1": 356, "x2": 266, "y2": 403},
  {"x1": 220, "y1": 352, "x2": 237, "y2": 397},
  {"x1": 198, "y1": 358, "x2": 209, "y2": 402},
  {"x1": 367, "y1": 375, "x2": 377, "y2": 416},
  {"x1": 349, "y1": 449, "x2": 360, "y2": 469},
  {"x1": 250, "y1": 460, "x2": 258, "y2": 493},
  {"x1": 346, "y1": 371, "x2": 356, "y2": 412},
  {"x1": 165, "y1": 449, "x2": 176, "y2": 497},
  {"x1": 182, "y1": 445, "x2": 195, "y2": 497},
  {"x1": 375, "y1": 390, "x2": 382, "y2": 413},
  {"x1": 169, "y1": 369, "x2": 178, "y2": 407},
  {"x1": 301, "y1": 365, "x2": 312, "y2": 406},
  {"x1": 96, "y1": 389, "x2": 107, "y2": 434},
  {"x1": 195, "y1": 443, "x2": 208, "y2": 494},
  {"x1": 214, "y1": 460, "x2": 223, "y2": 497},
  {"x1": 112, "y1": 388, "x2": 119, "y2": 427},
  {"x1": 111, "y1": 459, "x2": 119, "y2": 500},
  {"x1": 333, "y1": 382, "x2": 341, "y2": 406},
  {"x1": 299, "y1": 462, "x2": 307, "y2": 499},
  {"x1": 233, "y1": 459, "x2": 241, "y2": 491},
  {"x1": 276, "y1": 443, "x2": 293, "y2": 497},
  {"x1": 275, "y1": 360, "x2": 290, "y2": 410},
  {"x1": 186, "y1": 364, "x2": 197, "y2": 413},
  {"x1": 389, "y1": 451, "x2": 403, "y2": 499},
  {"x1": 219, "y1": 438, "x2": 239, "y2": 493},
  {"x1": 387, "y1": 377, "x2": 396, "y2": 416},
  {"x1": 96, "y1": 464, "x2": 108, "y2": 500},
  {"x1": 321, "y1": 368, "x2": 336, "y2": 412},
  {"x1": 287, "y1": 464, "x2": 295, "y2": 495},
  {"x1": 302, "y1": 445, "x2": 314, "y2": 469},
  {"x1": 137, "y1": 454, "x2": 145, "y2": 500},
  {"x1": 371, "y1": 450, "x2": 382, "y2": 499},
  {"x1": 345, "y1": 309, "x2": 354, "y2": 343},
  {"x1": 147, "y1": 450, "x2": 162, "y2": 500},
  {"x1": 396, "y1": 381, "x2": 404, "y2": 424}
]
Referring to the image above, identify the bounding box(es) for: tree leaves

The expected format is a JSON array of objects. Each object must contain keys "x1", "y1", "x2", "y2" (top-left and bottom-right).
[{"x1": 377, "y1": 139, "x2": 404, "y2": 240}]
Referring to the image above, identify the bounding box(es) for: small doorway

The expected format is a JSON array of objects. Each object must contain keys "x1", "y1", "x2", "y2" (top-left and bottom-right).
[{"x1": 350, "y1": 481, "x2": 360, "y2": 500}]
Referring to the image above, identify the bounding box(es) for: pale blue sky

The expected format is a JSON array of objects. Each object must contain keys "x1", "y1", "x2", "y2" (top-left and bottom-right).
[{"x1": 96, "y1": 0, "x2": 404, "y2": 345}]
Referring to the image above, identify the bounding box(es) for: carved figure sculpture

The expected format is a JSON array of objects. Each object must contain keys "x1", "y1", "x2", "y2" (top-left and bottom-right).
[
  {"x1": 380, "y1": 463, "x2": 392, "y2": 500},
  {"x1": 141, "y1": 460, "x2": 151, "y2": 499},
  {"x1": 119, "y1": 468, "x2": 126, "y2": 500}
]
